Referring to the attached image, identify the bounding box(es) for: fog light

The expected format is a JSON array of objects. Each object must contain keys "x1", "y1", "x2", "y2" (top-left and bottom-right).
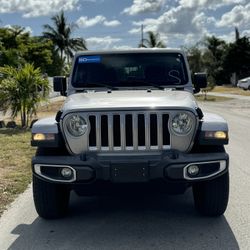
[
  {"x1": 61, "y1": 168, "x2": 73, "y2": 178},
  {"x1": 187, "y1": 165, "x2": 199, "y2": 176}
]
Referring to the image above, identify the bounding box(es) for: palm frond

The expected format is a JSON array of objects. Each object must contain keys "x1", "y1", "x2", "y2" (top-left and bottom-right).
[{"x1": 43, "y1": 11, "x2": 87, "y2": 60}]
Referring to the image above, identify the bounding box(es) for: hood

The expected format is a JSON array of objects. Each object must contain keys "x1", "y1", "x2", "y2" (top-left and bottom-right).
[{"x1": 62, "y1": 90, "x2": 198, "y2": 113}]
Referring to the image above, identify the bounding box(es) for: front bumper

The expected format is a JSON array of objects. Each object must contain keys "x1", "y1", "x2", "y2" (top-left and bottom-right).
[{"x1": 32, "y1": 150, "x2": 229, "y2": 184}]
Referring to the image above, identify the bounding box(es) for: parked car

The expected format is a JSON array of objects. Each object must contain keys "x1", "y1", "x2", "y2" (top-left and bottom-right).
[
  {"x1": 237, "y1": 77, "x2": 250, "y2": 90},
  {"x1": 31, "y1": 49, "x2": 229, "y2": 219}
]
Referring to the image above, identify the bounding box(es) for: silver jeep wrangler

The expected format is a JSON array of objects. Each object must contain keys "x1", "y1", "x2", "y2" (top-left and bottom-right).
[{"x1": 31, "y1": 49, "x2": 229, "y2": 219}]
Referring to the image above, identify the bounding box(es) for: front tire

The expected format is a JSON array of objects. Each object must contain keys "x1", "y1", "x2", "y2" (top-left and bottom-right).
[
  {"x1": 33, "y1": 147, "x2": 70, "y2": 219},
  {"x1": 33, "y1": 175, "x2": 70, "y2": 219},
  {"x1": 192, "y1": 172, "x2": 229, "y2": 216}
]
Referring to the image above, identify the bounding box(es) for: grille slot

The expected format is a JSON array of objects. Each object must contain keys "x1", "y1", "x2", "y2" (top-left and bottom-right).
[
  {"x1": 88, "y1": 112, "x2": 170, "y2": 151},
  {"x1": 138, "y1": 114, "x2": 145, "y2": 146},
  {"x1": 150, "y1": 114, "x2": 158, "y2": 146},
  {"x1": 101, "y1": 115, "x2": 108, "y2": 147},
  {"x1": 125, "y1": 114, "x2": 133, "y2": 147},
  {"x1": 113, "y1": 115, "x2": 121, "y2": 147},
  {"x1": 163, "y1": 114, "x2": 170, "y2": 146},
  {"x1": 89, "y1": 116, "x2": 96, "y2": 147}
]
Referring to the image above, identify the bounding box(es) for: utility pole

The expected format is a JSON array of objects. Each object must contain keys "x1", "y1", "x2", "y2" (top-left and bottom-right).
[
  {"x1": 232, "y1": 27, "x2": 240, "y2": 86},
  {"x1": 235, "y1": 26, "x2": 240, "y2": 41},
  {"x1": 140, "y1": 24, "x2": 144, "y2": 48}
]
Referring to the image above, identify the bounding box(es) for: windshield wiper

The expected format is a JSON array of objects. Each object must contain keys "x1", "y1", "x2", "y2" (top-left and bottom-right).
[
  {"x1": 145, "y1": 83, "x2": 165, "y2": 90},
  {"x1": 120, "y1": 79, "x2": 165, "y2": 90},
  {"x1": 91, "y1": 82, "x2": 119, "y2": 90},
  {"x1": 74, "y1": 82, "x2": 118, "y2": 90}
]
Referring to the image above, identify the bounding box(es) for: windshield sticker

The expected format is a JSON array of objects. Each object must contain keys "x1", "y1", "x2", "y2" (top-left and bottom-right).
[{"x1": 78, "y1": 56, "x2": 101, "y2": 64}]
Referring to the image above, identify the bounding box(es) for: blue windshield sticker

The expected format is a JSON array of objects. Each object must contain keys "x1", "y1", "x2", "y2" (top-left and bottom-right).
[{"x1": 78, "y1": 56, "x2": 101, "y2": 63}]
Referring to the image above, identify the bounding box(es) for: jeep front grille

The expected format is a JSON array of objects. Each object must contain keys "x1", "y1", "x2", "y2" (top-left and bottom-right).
[{"x1": 88, "y1": 112, "x2": 170, "y2": 151}]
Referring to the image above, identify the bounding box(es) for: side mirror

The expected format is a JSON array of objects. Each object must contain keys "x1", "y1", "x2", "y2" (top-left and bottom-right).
[
  {"x1": 53, "y1": 76, "x2": 67, "y2": 96},
  {"x1": 193, "y1": 73, "x2": 207, "y2": 93}
]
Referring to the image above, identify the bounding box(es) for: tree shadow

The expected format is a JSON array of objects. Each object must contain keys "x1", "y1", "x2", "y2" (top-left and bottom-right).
[
  {"x1": 0, "y1": 128, "x2": 29, "y2": 136},
  {"x1": 9, "y1": 190, "x2": 239, "y2": 250}
]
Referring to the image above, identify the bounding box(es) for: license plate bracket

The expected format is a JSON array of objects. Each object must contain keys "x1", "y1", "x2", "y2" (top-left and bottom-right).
[{"x1": 111, "y1": 162, "x2": 149, "y2": 183}]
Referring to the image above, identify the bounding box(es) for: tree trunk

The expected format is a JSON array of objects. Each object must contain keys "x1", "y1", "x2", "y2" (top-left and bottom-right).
[
  {"x1": 20, "y1": 110, "x2": 24, "y2": 128},
  {"x1": 21, "y1": 103, "x2": 26, "y2": 128},
  {"x1": 22, "y1": 106, "x2": 26, "y2": 128},
  {"x1": 60, "y1": 49, "x2": 63, "y2": 61}
]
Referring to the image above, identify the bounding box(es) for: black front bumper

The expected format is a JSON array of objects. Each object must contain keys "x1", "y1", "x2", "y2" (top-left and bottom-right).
[{"x1": 32, "y1": 150, "x2": 229, "y2": 184}]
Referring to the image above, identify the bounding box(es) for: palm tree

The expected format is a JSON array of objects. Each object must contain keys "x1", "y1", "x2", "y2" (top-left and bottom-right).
[
  {"x1": 0, "y1": 25, "x2": 29, "y2": 50},
  {"x1": 203, "y1": 36, "x2": 227, "y2": 85},
  {"x1": 203, "y1": 36, "x2": 226, "y2": 60},
  {"x1": 139, "y1": 31, "x2": 166, "y2": 48},
  {"x1": 0, "y1": 64, "x2": 49, "y2": 127},
  {"x1": 43, "y1": 11, "x2": 87, "y2": 62}
]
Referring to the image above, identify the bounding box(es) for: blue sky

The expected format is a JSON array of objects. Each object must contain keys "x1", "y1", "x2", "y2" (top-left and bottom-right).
[{"x1": 0, "y1": 0, "x2": 250, "y2": 50}]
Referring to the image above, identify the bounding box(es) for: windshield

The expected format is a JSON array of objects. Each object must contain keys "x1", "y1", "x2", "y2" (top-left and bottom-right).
[{"x1": 72, "y1": 53, "x2": 188, "y2": 88}]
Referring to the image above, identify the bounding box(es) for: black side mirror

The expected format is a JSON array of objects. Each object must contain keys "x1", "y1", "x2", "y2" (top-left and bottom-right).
[
  {"x1": 193, "y1": 73, "x2": 207, "y2": 93},
  {"x1": 53, "y1": 76, "x2": 67, "y2": 96}
]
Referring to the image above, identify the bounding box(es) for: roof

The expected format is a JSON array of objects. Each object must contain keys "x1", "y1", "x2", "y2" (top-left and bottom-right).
[{"x1": 75, "y1": 48, "x2": 184, "y2": 57}]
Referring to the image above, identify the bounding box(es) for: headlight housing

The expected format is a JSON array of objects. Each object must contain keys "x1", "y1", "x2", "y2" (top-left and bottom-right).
[
  {"x1": 171, "y1": 112, "x2": 193, "y2": 135},
  {"x1": 65, "y1": 114, "x2": 88, "y2": 137}
]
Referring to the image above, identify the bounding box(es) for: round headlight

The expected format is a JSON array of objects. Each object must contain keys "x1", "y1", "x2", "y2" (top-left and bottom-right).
[
  {"x1": 171, "y1": 113, "x2": 192, "y2": 135},
  {"x1": 66, "y1": 114, "x2": 88, "y2": 137}
]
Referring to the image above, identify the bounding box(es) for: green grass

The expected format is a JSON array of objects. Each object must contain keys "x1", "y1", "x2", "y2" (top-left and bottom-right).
[
  {"x1": 0, "y1": 100, "x2": 64, "y2": 216},
  {"x1": 0, "y1": 129, "x2": 35, "y2": 215},
  {"x1": 212, "y1": 86, "x2": 250, "y2": 96}
]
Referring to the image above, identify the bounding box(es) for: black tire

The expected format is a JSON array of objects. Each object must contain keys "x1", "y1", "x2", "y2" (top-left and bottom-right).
[
  {"x1": 192, "y1": 172, "x2": 229, "y2": 216},
  {"x1": 33, "y1": 175, "x2": 70, "y2": 219},
  {"x1": 33, "y1": 147, "x2": 70, "y2": 219}
]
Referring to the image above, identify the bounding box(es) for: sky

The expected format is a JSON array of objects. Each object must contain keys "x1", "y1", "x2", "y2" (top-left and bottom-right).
[{"x1": 0, "y1": 0, "x2": 250, "y2": 50}]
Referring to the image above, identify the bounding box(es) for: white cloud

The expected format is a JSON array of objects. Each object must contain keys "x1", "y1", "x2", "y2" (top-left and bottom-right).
[
  {"x1": 0, "y1": 0, "x2": 79, "y2": 17},
  {"x1": 103, "y1": 20, "x2": 121, "y2": 27},
  {"x1": 123, "y1": 0, "x2": 165, "y2": 15},
  {"x1": 242, "y1": 29, "x2": 250, "y2": 37},
  {"x1": 179, "y1": 0, "x2": 246, "y2": 10},
  {"x1": 192, "y1": 12, "x2": 216, "y2": 27},
  {"x1": 128, "y1": 4, "x2": 221, "y2": 47},
  {"x1": 129, "y1": 27, "x2": 141, "y2": 35},
  {"x1": 112, "y1": 45, "x2": 134, "y2": 50},
  {"x1": 76, "y1": 15, "x2": 121, "y2": 28},
  {"x1": 76, "y1": 15, "x2": 106, "y2": 28},
  {"x1": 86, "y1": 36, "x2": 122, "y2": 49},
  {"x1": 130, "y1": 6, "x2": 207, "y2": 35},
  {"x1": 24, "y1": 26, "x2": 33, "y2": 34},
  {"x1": 216, "y1": 31, "x2": 235, "y2": 42},
  {"x1": 127, "y1": 0, "x2": 249, "y2": 47},
  {"x1": 216, "y1": 3, "x2": 250, "y2": 28}
]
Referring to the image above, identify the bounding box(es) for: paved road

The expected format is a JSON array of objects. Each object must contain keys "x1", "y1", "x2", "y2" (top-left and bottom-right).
[{"x1": 0, "y1": 97, "x2": 250, "y2": 250}]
